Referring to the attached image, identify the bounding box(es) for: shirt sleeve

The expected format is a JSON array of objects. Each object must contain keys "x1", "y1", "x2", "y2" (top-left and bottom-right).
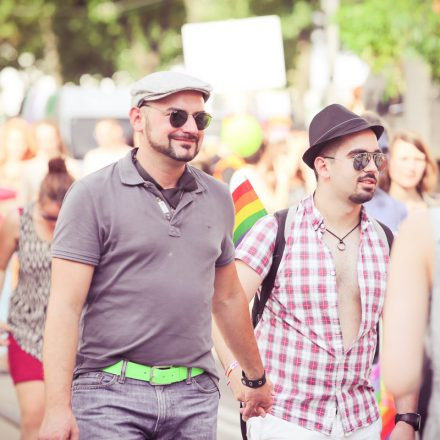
[
  {"x1": 51, "y1": 180, "x2": 101, "y2": 266},
  {"x1": 235, "y1": 215, "x2": 278, "y2": 279},
  {"x1": 215, "y1": 184, "x2": 236, "y2": 267}
]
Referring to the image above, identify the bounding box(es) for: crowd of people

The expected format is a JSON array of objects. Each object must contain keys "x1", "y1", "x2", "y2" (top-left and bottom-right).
[{"x1": 0, "y1": 69, "x2": 439, "y2": 440}]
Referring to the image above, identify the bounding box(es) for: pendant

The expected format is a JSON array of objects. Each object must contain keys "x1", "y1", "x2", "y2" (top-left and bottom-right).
[{"x1": 337, "y1": 241, "x2": 346, "y2": 251}]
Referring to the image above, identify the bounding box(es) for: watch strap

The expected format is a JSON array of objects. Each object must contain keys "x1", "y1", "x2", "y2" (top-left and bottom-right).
[{"x1": 394, "y1": 413, "x2": 421, "y2": 431}]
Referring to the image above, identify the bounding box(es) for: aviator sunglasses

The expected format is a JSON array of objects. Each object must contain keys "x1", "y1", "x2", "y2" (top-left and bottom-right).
[
  {"x1": 140, "y1": 101, "x2": 212, "y2": 131},
  {"x1": 323, "y1": 152, "x2": 387, "y2": 172}
]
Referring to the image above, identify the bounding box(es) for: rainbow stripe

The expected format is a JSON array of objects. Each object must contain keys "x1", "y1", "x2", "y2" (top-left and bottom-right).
[
  {"x1": 371, "y1": 363, "x2": 396, "y2": 439},
  {"x1": 232, "y1": 178, "x2": 267, "y2": 246}
]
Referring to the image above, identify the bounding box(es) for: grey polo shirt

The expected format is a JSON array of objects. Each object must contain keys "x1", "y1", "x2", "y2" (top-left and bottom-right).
[{"x1": 52, "y1": 151, "x2": 235, "y2": 378}]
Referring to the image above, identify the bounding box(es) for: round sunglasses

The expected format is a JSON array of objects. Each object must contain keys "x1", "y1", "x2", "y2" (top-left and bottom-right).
[
  {"x1": 323, "y1": 152, "x2": 387, "y2": 172},
  {"x1": 140, "y1": 102, "x2": 212, "y2": 131}
]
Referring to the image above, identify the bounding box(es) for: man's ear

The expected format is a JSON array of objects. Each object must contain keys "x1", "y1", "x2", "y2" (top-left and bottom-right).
[
  {"x1": 314, "y1": 156, "x2": 331, "y2": 179},
  {"x1": 129, "y1": 107, "x2": 144, "y2": 132}
]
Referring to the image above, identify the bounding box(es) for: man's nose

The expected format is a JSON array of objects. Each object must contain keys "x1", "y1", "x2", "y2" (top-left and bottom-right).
[
  {"x1": 181, "y1": 115, "x2": 199, "y2": 133},
  {"x1": 364, "y1": 155, "x2": 380, "y2": 173}
]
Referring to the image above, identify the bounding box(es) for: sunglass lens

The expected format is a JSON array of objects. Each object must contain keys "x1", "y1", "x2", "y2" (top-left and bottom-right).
[
  {"x1": 169, "y1": 110, "x2": 188, "y2": 128},
  {"x1": 194, "y1": 113, "x2": 212, "y2": 130},
  {"x1": 374, "y1": 154, "x2": 386, "y2": 171},
  {"x1": 353, "y1": 153, "x2": 369, "y2": 171}
]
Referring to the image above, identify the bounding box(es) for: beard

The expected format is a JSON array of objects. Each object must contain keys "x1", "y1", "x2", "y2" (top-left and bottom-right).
[
  {"x1": 349, "y1": 191, "x2": 375, "y2": 204},
  {"x1": 146, "y1": 130, "x2": 200, "y2": 163},
  {"x1": 348, "y1": 172, "x2": 377, "y2": 204}
]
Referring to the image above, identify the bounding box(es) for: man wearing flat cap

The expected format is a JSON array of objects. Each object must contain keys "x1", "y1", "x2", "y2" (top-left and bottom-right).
[
  {"x1": 39, "y1": 71, "x2": 272, "y2": 439},
  {"x1": 215, "y1": 104, "x2": 418, "y2": 439}
]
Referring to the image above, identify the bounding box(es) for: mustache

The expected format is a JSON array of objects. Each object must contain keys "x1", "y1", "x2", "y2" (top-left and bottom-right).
[
  {"x1": 170, "y1": 134, "x2": 199, "y2": 142},
  {"x1": 358, "y1": 173, "x2": 377, "y2": 183}
]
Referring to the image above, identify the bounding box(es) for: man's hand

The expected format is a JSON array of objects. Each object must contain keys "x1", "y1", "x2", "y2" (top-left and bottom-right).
[
  {"x1": 0, "y1": 321, "x2": 12, "y2": 346},
  {"x1": 389, "y1": 421, "x2": 416, "y2": 440},
  {"x1": 228, "y1": 368, "x2": 245, "y2": 402},
  {"x1": 240, "y1": 380, "x2": 273, "y2": 421},
  {"x1": 39, "y1": 406, "x2": 79, "y2": 440}
]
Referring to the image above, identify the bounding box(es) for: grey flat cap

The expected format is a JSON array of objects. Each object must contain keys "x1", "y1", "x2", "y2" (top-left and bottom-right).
[{"x1": 131, "y1": 71, "x2": 212, "y2": 106}]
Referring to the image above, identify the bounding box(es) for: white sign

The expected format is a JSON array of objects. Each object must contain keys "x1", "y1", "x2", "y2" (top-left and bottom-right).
[{"x1": 182, "y1": 16, "x2": 286, "y2": 93}]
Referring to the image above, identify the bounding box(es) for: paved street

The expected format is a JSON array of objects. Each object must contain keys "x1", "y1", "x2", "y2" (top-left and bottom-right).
[{"x1": 0, "y1": 356, "x2": 243, "y2": 440}]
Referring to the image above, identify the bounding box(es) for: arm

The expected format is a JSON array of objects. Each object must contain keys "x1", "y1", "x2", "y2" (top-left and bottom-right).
[
  {"x1": 382, "y1": 211, "x2": 433, "y2": 439},
  {"x1": 212, "y1": 260, "x2": 272, "y2": 420},
  {"x1": 390, "y1": 393, "x2": 419, "y2": 440},
  {"x1": 0, "y1": 209, "x2": 20, "y2": 342},
  {"x1": 382, "y1": 211, "x2": 432, "y2": 395},
  {"x1": 39, "y1": 258, "x2": 94, "y2": 440},
  {"x1": 212, "y1": 260, "x2": 263, "y2": 401}
]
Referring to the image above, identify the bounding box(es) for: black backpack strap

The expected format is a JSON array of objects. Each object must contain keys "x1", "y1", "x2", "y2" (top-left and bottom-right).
[
  {"x1": 372, "y1": 220, "x2": 394, "y2": 365},
  {"x1": 376, "y1": 220, "x2": 394, "y2": 249},
  {"x1": 251, "y1": 208, "x2": 288, "y2": 327},
  {"x1": 242, "y1": 208, "x2": 288, "y2": 440}
]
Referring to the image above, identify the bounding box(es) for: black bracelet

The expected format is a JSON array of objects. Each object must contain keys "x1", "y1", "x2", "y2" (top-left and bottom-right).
[{"x1": 241, "y1": 370, "x2": 266, "y2": 388}]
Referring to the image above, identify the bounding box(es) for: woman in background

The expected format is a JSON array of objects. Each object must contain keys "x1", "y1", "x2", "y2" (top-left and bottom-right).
[
  {"x1": 0, "y1": 158, "x2": 74, "y2": 439},
  {"x1": 385, "y1": 131, "x2": 438, "y2": 212},
  {"x1": 0, "y1": 117, "x2": 36, "y2": 217},
  {"x1": 23, "y1": 119, "x2": 80, "y2": 202}
]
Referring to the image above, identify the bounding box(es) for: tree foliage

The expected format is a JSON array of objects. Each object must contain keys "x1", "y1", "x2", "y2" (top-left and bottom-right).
[
  {"x1": 338, "y1": 0, "x2": 440, "y2": 97},
  {"x1": 0, "y1": 0, "x2": 318, "y2": 84}
]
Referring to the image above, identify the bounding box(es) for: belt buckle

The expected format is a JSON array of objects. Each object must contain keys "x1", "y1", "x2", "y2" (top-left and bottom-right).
[{"x1": 149, "y1": 365, "x2": 173, "y2": 385}]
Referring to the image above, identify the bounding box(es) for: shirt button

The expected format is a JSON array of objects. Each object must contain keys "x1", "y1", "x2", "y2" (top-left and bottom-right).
[{"x1": 331, "y1": 270, "x2": 336, "y2": 276}]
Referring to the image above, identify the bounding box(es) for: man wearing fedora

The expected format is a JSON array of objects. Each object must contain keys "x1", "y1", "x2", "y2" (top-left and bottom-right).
[
  {"x1": 215, "y1": 104, "x2": 418, "y2": 439},
  {"x1": 38, "y1": 71, "x2": 272, "y2": 439}
]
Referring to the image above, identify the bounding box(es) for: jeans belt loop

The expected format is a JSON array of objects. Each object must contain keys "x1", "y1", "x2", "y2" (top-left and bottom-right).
[
  {"x1": 186, "y1": 367, "x2": 193, "y2": 385},
  {"x1": 118, "y1": 360, "x2": 128, "y2": 383}
]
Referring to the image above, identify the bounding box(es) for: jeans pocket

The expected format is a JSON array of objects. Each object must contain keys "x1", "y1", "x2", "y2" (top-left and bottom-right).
[
  {"x1": 191, "y1": 373, "x2": 219, "y2": 394},
  {"x1": 72, "y1": 371, "x2": 118, "y2": 392}
]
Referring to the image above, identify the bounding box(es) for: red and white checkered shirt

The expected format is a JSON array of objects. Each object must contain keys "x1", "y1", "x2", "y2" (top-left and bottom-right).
[{"x1": 236, "y1": 195, "x2": 388, "y2": 435}]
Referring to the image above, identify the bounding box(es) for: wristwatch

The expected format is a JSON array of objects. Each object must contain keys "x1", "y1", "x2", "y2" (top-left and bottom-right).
[
  {"x1": 394, "y1": 413, "x2": 421, "y2": 431},
  {"x1": 241, "y1": 370, "x2": 266, "y2": 388}
]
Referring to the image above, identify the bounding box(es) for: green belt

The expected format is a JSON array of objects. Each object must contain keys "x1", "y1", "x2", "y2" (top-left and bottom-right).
[{"x1": 102, "y1": 360, "x2": 204, "y2": 385}]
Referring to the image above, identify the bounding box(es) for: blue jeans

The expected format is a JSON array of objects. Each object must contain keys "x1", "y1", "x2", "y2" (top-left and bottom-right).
[{"x1": 71, "y1": 370, "x2": 220, "y2": 439}]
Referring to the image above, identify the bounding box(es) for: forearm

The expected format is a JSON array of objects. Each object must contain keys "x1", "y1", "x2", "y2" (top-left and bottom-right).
[
  {"x1": 394, "y1": 391, "x2": 419, "y2": 414},
  {"x1": 212, "y1": 318, "x2": 238, "y2": 371},
  {"x1": 212, "y1": 290, "x2": 263, "y2": 379},
  {"x1": 43, "y1": 303, "x2": 81, "y2": 409}
]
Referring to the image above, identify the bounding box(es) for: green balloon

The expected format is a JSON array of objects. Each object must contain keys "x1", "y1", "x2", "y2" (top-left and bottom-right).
[{"x1": 221, "y1": 115, "x2": 263, "y2": 158}]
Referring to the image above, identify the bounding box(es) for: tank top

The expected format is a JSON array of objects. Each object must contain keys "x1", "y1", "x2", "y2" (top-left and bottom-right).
[
  {"x1": 7, "y1": 203, "x2": 52, "y2": 361},
  {"x1": 424, "y1": 206, "x2": 440, "y2": 439}
]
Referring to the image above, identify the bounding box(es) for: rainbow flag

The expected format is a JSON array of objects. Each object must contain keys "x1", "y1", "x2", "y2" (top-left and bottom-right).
[
  {"x1": 371, "y1": 362, "x2": 396, "y2": 439},
  {"x1": 231, "y1": 178, "x2": 267, "y2": 246}
]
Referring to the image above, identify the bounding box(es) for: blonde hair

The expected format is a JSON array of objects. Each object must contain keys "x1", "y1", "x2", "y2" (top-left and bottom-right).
[
  {"x1": 34, "y1": 119, "x2": 69, "y2": 156},
  {"x1": 0, "y1": 117, "x2": 36, "y2": 164}
]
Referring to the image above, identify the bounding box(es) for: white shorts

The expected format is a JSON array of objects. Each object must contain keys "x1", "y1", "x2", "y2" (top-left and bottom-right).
[{"x1": 247, "y1": 413, "x2": 382, "y2": 440}]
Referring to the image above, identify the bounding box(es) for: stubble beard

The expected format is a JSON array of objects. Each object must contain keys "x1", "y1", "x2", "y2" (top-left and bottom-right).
[
  {"x1": 146, "y1": 130, "x2": 200, "y2": 163},
  {"x1": 349, "y1": 191, "x2": 375, "y2": 204}
]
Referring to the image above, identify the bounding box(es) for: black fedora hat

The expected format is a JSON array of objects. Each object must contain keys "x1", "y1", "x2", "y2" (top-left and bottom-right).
[{"x1": 302, "y1": 104, "x2": 384, "y2": 168}]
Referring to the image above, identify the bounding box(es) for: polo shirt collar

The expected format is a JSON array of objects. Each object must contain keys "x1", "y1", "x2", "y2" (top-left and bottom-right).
[
  {"x1": 119, "y1": 149, "x2": 144, "y2": 186},
  {"x1": 118, "y1": 148, "x2": 206, "y2": 194}
]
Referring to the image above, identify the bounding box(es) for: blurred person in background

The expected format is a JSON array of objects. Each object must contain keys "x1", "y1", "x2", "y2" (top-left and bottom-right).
[
  {"x1": 81, "y1": 118, "x2": 131, "y2": 175},
  {"x1": 382, "y1": 205, "x2": 440, "y2": 439},
  {"x1": 23, "y1": 119, "x2": 80, "y2": 202},
  {"x1": 0, "y1": 117, "x2": 36, "y2": 217},
  {"x1": 0, "y1": 158, "x2": 74, "y2": 440},
  {"x1": 227, "y1": 114, "x2": 293, "y2": 213},
  {"x1": 384, "y1": 131, "x2": 439, "y2": 212},
  {"x1": 362, "y1": 112, "x2": 408, "y2": 233}
]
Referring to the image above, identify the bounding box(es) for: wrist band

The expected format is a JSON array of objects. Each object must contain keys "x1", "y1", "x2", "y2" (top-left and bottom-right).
[
  {"x1": 241, "y1": 370, "x2": 266, "y2": 388},
  {"x1": 225, "y1": 360, "x2": 240, "y2": 378}
]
